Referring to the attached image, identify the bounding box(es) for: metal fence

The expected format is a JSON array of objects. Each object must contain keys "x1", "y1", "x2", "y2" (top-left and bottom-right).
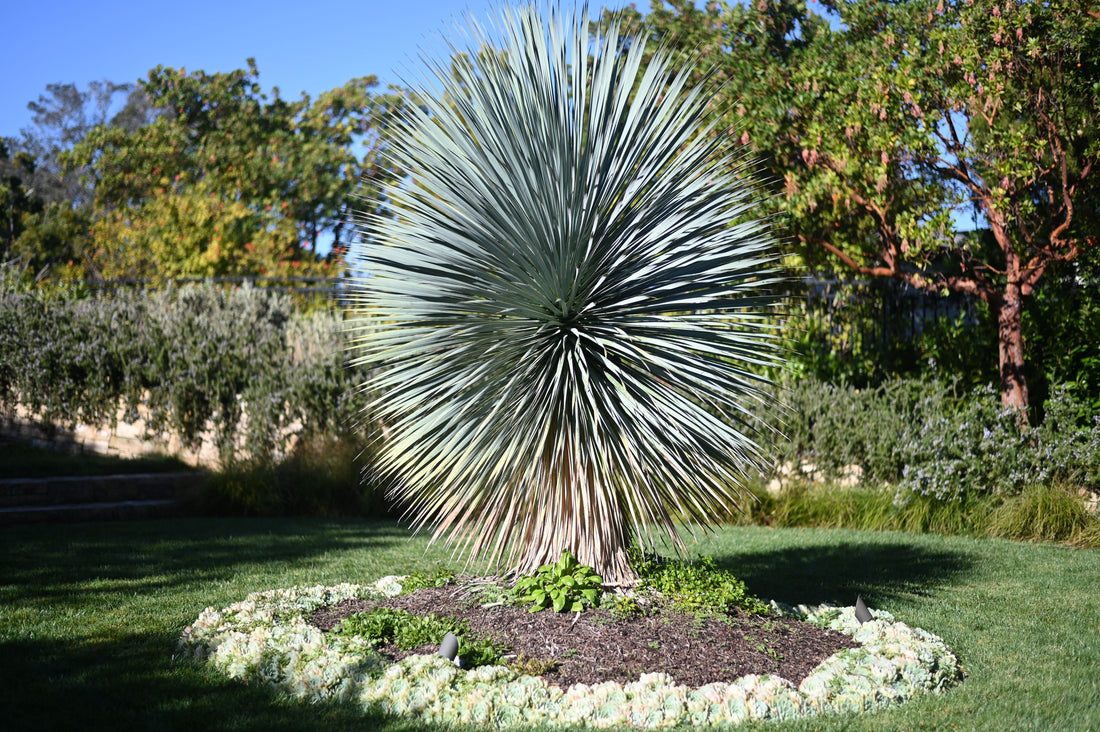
[
  {"x1": 81, "y1": 275, "x2": 354, "y2": 307},
  {"x1": 795, "y1": 276, "x2": 982, "y2": 351}
]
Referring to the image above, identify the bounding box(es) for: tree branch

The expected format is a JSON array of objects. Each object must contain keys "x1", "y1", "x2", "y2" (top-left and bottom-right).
[{"x1": 815, "y1": 237, "x2": 897, "y2": 278}]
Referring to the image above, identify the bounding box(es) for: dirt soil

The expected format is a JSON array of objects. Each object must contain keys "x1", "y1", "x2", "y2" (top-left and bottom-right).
[{"x1": 308, "y1": 581, "x2": 858, "y2": 689}]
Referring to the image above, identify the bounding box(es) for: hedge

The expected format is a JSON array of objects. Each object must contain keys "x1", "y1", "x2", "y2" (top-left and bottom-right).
[{"x1": 0, "y1": 279, "x2": 369, "y2": 462}]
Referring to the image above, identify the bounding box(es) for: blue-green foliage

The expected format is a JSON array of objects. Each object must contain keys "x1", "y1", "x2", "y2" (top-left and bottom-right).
[
  {"x1": 773, "y1": 377, "x2": 1100, "y2": 502},
  {"x1": 0, "y1": 279, "x2": 366, "y2": 459}
]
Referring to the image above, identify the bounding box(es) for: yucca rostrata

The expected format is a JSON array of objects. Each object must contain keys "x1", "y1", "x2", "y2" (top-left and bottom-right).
[{"x1": 348, "y1": 3, "x2": 785, "y2": 583}]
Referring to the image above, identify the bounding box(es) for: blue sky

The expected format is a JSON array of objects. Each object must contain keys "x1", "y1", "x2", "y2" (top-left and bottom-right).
[
  {"x1": 1, "y1": 0, "x2": 630, "y2": 139},
  {"x1": 1, "y1": 0, "x2": 982, "y2": 234}
]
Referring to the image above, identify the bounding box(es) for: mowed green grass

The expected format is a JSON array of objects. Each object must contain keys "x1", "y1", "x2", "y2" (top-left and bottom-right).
[{"x1": 1, "y1": 519, "x2": 1097, "y2": 731}]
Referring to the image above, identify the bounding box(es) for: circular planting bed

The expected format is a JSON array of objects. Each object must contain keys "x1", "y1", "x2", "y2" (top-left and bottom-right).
[{"x1": 179, "y1": 575, "x2": 963, "y2": 728}]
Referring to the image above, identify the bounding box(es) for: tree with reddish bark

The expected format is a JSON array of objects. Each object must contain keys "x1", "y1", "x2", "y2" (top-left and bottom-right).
[{"x1": 625, "y1": 0, "x2": 1100, "y2": 412}]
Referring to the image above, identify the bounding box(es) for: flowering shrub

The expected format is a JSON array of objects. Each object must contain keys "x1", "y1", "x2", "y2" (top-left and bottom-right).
[
  {"x1": 180, "y1": 577, "x2": 964, "y2": 728},
  {"x1": 893, "y1": 384, "x2": 1032, "y2": 502},
  {"x1": 769, "y1": 376, "x2": 1100, "y2": 503},
  {"x1": 893, "y1": 383, "x2": 1100, "y2": 504}
]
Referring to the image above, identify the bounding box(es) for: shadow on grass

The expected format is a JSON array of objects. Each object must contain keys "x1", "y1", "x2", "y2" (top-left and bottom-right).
[
  {"x1": 714, "y1": 540, "x2": 976, "y2": 608},
  {"x1": 0, "y1": 518, "x2": 415, "y2": 607},
  {"x1": 0, "y1": 633, "x2": 429, "y2": 732}
]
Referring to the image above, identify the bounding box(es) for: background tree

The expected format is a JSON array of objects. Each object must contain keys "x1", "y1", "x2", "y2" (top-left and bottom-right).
[
  {"x1": 627, "y1": 0, "x2": 1100, "y2": 412},
  {"x1": 63, "y1": 59, "x2": 408, "y2": 279},
  {"x1": 0, "y1": 81, "x2": 151, "y2": 278}
]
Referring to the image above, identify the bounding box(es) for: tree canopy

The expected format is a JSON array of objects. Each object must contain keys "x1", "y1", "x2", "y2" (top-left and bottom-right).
[
  {"x1": 623, "y1": 0, "x2": 1100, "y2": 411},
  {"x1": 59, "y1": 59, "x2": 408, "y2": 280},
  {"x1": 1, "y1": 81, "x2": 152, "y2": 278}
]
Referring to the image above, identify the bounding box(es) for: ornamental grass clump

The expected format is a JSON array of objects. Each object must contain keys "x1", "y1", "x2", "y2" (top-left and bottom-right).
[{"x1": 347, "y1": 3, "x2": 785, "y2": 583}]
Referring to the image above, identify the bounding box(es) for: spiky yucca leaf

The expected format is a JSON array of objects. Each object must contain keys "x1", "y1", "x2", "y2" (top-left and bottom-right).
[{"x1": 348, "y1": 3, "x2": 785, "y2": 583}]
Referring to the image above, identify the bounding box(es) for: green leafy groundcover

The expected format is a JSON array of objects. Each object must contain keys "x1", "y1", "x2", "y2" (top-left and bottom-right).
[{"x1": 178, "y1": 577, "x2": 963, "y2": 728}]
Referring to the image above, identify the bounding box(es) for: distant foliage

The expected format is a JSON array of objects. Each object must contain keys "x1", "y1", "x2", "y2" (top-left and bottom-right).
[
  {"x1": 56, "y1": 59, "x2": 408, "y2": 280},
  {"x1": 772, "y1": 376, "x2": 1100, "y2": 502},
  {"x1": 782, "y1": 280, "x2": 999, "y2": 393},
  {"x1": 0, "y1": 279, "x2": 366, "y2": 461}
]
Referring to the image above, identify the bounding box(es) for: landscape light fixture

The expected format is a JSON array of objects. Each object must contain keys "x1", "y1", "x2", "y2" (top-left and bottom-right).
[
  {"x1": 855, "y1": 595, "x2": 874, "y2": 624},
  {"x1": 438, "y1": 632, "x2": 460, "y2": 665}
]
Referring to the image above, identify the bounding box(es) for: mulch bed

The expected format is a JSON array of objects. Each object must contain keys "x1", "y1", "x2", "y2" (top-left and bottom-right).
[{"x1": 308, "y1": 581, "x2": 858, "y2": 689}]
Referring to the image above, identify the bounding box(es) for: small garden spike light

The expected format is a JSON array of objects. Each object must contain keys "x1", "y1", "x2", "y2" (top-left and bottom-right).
[
  {"x1": 438, "y1": 632, "x2": 459, "y2": 664},
  {"x1": 855, "y1": 596, "x2": 874, "y2": 624}
]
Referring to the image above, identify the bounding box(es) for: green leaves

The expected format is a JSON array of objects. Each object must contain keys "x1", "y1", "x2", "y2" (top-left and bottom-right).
[
  {"x1": 348, "y1": 4, "x2": 784, "y2": 582},
  {"x1": 630, "y1": 551, "x2": 769, "y2": 616},
  {"x1": 62, "y1": 59, "x2": 409, "y2": 279},
  {"x1": 333, "y1": 607, "x2": 507, "y2": 666},
  {"x1": 636, "y1": 0, "x2": 1100, "y2": 409},
  {"x1": 509, "y1": 551, "x2": 604, "y2": 613}
]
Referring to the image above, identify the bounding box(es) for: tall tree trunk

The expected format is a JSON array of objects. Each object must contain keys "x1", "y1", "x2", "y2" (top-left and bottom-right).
[{"x1": 996, "y1": 280, "x2": 1029, "y2": 413}]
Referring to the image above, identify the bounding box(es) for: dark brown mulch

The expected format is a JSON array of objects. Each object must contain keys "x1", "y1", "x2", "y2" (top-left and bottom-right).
[{"x1": 308, "y1": 583, "x2": 858, "y2": 690}]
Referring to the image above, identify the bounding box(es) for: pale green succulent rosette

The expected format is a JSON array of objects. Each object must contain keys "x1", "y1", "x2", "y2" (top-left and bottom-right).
[
  {"x1": 179, "y1": 581, "x2": 394, "y2": 702},
  {"x1": 180, "y1": 578, "x2": 963, "y2": 728},
  {"x1": 772, "y1": 602, "x2": 964, "y2": 716}
]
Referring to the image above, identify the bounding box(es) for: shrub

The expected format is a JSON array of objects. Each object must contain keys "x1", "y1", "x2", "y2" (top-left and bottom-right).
[
  {"x1": 196, "y1": 433, "x2": 391, "y2": 517},
  {"x1": 508, "y1": 551, "x2": 603, "y2": 613},
  {"x1": 769, "y1": 376, "x2": 1100, "y2": 504},
  {"x1": 770, "y1": 377, "x2": 938, "y2": 484},
  {"x1": 630, "y1": 552, "x2": 769, "y2": 616},
  {"x1": 0, "y1": 280, "x2": 371, "y2": 463},
  {"x1": 893, "y1": 383, "x2": 1031, "y2": 502},
  {"x1": 894, "y1": 384, "x2": 1100, "y2": 504}
]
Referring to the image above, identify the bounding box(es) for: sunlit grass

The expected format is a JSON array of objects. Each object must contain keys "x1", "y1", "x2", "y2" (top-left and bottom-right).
[
  {"x1": 735, "y1": 480, "x2": 1100, "y2": 548},
  {"x1": 2, "y1": 519, "x2": 1098, "y2": 730}
]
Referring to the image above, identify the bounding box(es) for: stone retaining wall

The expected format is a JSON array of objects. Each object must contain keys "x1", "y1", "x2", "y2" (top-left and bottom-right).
[{"x1": 1, "y1": 400, "x2": 302, "y2": 470}]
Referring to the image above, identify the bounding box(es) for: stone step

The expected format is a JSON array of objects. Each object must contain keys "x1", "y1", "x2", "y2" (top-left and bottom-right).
[
  {"x1": 0, "y1": 472, "x2": 206, "y2": 508},
  {"x1": 0, "y1": 499, "x2": 184, "y2": 524}
]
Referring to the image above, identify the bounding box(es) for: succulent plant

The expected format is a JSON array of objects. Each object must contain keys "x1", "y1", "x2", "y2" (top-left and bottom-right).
[
  {"x1": 182, "y1": 578, "x2": 963, "y2": 728},
  {"x1": 347, "y1": 2, "x2": 785, "y2": 584}
]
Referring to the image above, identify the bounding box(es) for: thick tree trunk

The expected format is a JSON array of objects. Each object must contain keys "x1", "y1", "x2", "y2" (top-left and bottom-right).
[{"x1": 995, "y1": 281, "x2": 1029, "y2": 413}]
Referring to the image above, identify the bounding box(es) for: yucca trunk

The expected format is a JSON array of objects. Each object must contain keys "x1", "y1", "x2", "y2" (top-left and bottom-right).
[{"x1": 510, "y1": 433, "x2": 635, "y2": 584}]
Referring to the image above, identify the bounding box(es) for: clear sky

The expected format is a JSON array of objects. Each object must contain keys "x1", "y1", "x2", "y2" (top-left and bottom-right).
[{"x1": 1, "y1": 0, "x2": 630, "y2": 139}]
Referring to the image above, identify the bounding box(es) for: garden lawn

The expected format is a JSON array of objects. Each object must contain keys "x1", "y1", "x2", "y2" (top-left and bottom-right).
[{"x1": 1, "y1": 519, "x2": 1097, "y2": 731}]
